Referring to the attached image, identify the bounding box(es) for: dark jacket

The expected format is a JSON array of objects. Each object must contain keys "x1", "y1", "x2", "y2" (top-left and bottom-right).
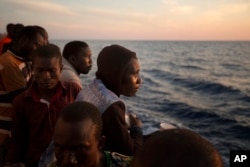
[{"x1": 102, "y1": 101, "x2": 143, "y2": 155}]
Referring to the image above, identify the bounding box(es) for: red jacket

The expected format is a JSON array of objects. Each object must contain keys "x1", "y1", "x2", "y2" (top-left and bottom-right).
[{"x1": 6, "y1": 81, "x2": 81, "y2": 165}]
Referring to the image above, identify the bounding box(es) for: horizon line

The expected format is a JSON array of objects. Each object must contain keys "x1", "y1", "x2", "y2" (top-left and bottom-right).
[{"x1": 50, "y1": 38, "x2": 250, "y2": 42}]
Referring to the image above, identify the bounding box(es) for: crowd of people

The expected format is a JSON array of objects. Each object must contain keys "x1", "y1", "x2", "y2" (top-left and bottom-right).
[{"x1": 0, "y1": 23, "x2": 224, "y2": 167}]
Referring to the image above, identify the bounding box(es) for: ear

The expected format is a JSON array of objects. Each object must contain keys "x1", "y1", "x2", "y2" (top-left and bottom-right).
[
  {"x1": 98, "y1": 136, "x2": 106, "y2": 150},
  {"x1": 68, "y1": 55, "x2": 76, "y2": 64},
  {"x1": 60, "y1": 63, "x2": 63, "y2": 72}
]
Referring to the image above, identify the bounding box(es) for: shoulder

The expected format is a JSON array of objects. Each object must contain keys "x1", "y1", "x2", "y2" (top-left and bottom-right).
[
  {"x1": 0, "y1": 53, "x2": 14, "y2": 67},
  {"x1": 48, "y1": 162, "x2": 57, "y2": 167},
  {"x1": 102, "y1": 101, "x2": 126, "y2": 121},
  {"x1": 61, "y1": 81, "x2": 81, "y2": 91},
  {"x1": 12, "y1": 89, "x2": 30, "y2": 109},
  {"x1": 106, "y1": 101, "x2": 126, "y2": 112},
  {"x1": 60, "y1": 67, "x2": 80, "y2": 81},
  {"x1": 110, "y1": 152, "x2": 132, "y2": 167},
  {"x1": 60, "y1": 75, "x2": 82, "y2": 88}
]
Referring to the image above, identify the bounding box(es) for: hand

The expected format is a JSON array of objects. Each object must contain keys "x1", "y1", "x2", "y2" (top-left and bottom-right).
[
  {"x1": 128, "y1": 113, "x2": 142, "y2": 128},
  {"x1": 4, "y1": 163, "x2": 26, "y2": 167}
]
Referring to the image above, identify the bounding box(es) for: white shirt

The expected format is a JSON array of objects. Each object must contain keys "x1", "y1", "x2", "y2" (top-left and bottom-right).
[{"x1": 60, "y1": 57, "x2": 82, "y2": 88}]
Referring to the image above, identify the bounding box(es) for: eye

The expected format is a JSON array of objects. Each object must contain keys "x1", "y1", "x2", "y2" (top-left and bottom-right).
[
  {"x1": 75, "y1": 144, "x2": 90, "y2": 152},
  {"x1": 35, "y1": 68, "x2": 43, "y2": 73},
  {"x1": 54, "y1": 145, "x2": 66, "y2": 156},
  {"x1": 34, "y1": 42, "x2": 41, "y2": 48},
  {"x1": 49, "y1": 68, "x2": 58, "y2": 73}
]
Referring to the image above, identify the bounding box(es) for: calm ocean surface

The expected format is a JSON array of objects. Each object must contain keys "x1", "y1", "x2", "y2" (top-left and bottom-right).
[{"x1": 52, "y1": 40, "x2": 250, "y2": 167}]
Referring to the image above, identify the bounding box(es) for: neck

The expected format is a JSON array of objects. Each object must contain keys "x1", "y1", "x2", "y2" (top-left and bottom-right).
[
  {"x1": 98, "y1": 151, "x2": 106, "y2": 167},
  {"x1": 38, "y1": 87, "x2": 57, "y2": 102},
  {"x1": 10, "y1": 46, "x2": 20, "y2": 55}
]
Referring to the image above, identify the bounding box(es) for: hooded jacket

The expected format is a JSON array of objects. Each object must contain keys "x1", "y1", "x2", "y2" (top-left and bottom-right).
[
  {"x1": 76, "y1": 45, "x2": 143, "y2": 155},
  {"x1": 96, "y1": 44, "x2": 137, "y2": 96}
]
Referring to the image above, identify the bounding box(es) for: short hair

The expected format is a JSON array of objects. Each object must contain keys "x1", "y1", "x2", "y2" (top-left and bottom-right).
[
  {"x1": 58, "y1": 101, "x2": 103, "y2": 139},
  {"x1": 62, "y1": 41, "x2": 89, "y2": 60},
  {"x1": 16, "y1": 25, "x2": 43, "y2": 42},
  {"x1": 12, "y1": 23, "x2": 24, "y2": 40},
  {"x1": 131, "y1": 129, "x2": 224, "y2": 167},
  {"x1": 33, "y1": 25, "x2": 48, "y2": 41},
  {"x1": 6, "y1": 23, "x2": 15, "y2": 33},
  {"x1": 32, "y1": 43, "x2": 62, "y2": 65}
]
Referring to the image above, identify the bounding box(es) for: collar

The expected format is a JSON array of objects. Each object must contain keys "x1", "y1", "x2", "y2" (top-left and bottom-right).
[
  {"x1": 7, "y1": 49, "x2": 24, "y2": 61},
  {"x1": 24, "y1": 81, "x2": 67, "y2": 103},
  {"x1": 104, "y1": 151, "x2": 111, "y2": 167},
  {"x1": 62, "y1": 57, "x2": 79, "y2": 75}
]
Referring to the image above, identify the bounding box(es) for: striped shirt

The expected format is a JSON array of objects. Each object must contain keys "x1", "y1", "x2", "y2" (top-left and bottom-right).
[{"x1": 0, "y1": 50, "x2": 31, "y2": 144}]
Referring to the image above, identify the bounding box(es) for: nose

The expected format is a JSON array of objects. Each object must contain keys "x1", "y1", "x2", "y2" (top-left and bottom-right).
[
  {"x1": 61, "y1": 151, "x2": 78, "y2": 165},
  {"x1": 41, "y1": 70, "x2": 51, "y2": 78},
  {"x1": 138, "y1": 75, "x2": 143, "y2": 84},
  {"x1": 89, "y1": 58, "x2": 92, "y2": 65}
]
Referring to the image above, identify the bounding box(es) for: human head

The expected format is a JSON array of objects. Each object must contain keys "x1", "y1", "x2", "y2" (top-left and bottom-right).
[
  {"x1": 6, "y1": 23, "x2": 15, "y2": 36},
  {"x1": 33, "y1": 25, "x2": 49, "y2": 44},
  {"x1": 96, "y1": 44, "x2": 142, "y2": 96},
  {"x1": 12, "y1": 25, "x2": 46, "y2": 60},
  {"x1": 32, "y1": 44, "x2": 63, "y2": 91},
  {"x1": 11, "y1": 23, "x2": 24, "y2": 40},
  {"x1": 131, "y1": 129, "x2": 224, "y2": 167},
  {"x1": 63, "y1": 41, "x2": 92, "y2": 75},
  {"x1": 54, "y1": 101, "x2": 105, "y2": 167}
]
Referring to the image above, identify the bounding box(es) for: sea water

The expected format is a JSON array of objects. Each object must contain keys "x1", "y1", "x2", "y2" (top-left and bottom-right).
[{"x1": 52, "y1": 39, "x2": 250, "y2": 167}]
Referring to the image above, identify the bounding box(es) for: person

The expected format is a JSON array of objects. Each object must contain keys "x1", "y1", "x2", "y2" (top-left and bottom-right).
[
  {"x1": 42, "y1": 101, "x2": 132, "y2": 167},
  {"x1": 4, "y1": 44, "x2": 81, "y2": 167},
  {"x1": 0, "y1": 25, "x2": 46, "y2": 92},
  {"x1": 33, "y1": 25, "x2": 49, "y2": 44},
  {"x1": 0, "y1": 23, "x2": 14, "y2": 54},
  {"x1": 60, "y1": 40, "x2": 92, "y2": 88},
  {"x1": 0, "y1": 26, "x2": 46, "y2": 148},
  {"x1": 0, "y1": 23, "x2": 24, "y2": 55},
  {"x1": 76, "y1": 44, "x2": 143, "y2": 155},
  {"x1": 130, "y1": 129, "x2": 224, "y2": 167}
]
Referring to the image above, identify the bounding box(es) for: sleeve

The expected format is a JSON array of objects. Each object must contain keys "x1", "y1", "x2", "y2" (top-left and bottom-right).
[
  {"x1": 73, "y1": 83, "x2": 82, "y2": 99},
  {"x1": 65, "y1": 82, "x2": 82, "y2": 101},
  {"x1": 1, "y1": 65, "x2": 27, "y2": 92},
  {"x1": 60, "y1": 70, "x2": 83, "y2": 89},
  {"x1": 102, "y1": 101, "x2": 143, "y2": 155},
  {"x1": 75, "y1": 89, "x2": 84, "y2": 101},
  {"x1": 5, "y1": 96, "x2": 28, "y2": 163}
]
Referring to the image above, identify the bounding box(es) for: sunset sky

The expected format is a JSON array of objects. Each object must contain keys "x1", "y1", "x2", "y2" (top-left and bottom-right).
[{"x1": 0, "y1": 0, "x2": 249, "y2": 40}]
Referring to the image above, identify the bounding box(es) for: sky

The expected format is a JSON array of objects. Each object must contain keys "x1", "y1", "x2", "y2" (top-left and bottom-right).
[{"x1": 0, "y1": 0, "x2": 249, "y2": 40}]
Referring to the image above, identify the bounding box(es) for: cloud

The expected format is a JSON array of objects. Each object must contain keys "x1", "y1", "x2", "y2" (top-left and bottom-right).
[
  {"x1": 196, "y1": 2, "x2": 250, "y2": 23},
  {"x1": 168, "y1": 5, "x2": 195, "y2": 15},
  {"x1": 161, "y1": 0, "x2": 196, "y2": 16},
  {"x1": 220, "y1": 3, "x2": 250, "y2": 14},
  {"x1": 82, "y1": 6, "x2": 156, "y2": 23},
  {"x1": 3, "y1": 0, "x2": 78, "y2": 16},
  {"x1": 162, "y1": 0, "x2": 177, "y2": 5}
]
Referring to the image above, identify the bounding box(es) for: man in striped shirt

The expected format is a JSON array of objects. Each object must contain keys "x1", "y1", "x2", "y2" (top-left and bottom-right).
[{"x1": 0, "y1": 26, "x2": 47, "y2": 162}]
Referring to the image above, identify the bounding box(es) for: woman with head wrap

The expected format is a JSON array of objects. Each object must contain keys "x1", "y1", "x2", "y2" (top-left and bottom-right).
[{"x1": 76, "y1": 44, "x2": 143, "y2": 155}]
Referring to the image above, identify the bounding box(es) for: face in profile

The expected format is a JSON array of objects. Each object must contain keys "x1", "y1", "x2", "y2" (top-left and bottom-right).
[
  {"x1": 121, "y1": 58, "x2": 142, "y2": 96},
  {"x1": 33, "y1": 56, "x2": 62, "y2": 90},
  {"x1": 21, "y1": 33, "x2": 46, "y2": 60},
  {"x1": 71, "y1": 47, "x2": 92, "y2": 75},
  {"x1": 54, "y1": 118, "x2": 103, "y2": 167}
]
